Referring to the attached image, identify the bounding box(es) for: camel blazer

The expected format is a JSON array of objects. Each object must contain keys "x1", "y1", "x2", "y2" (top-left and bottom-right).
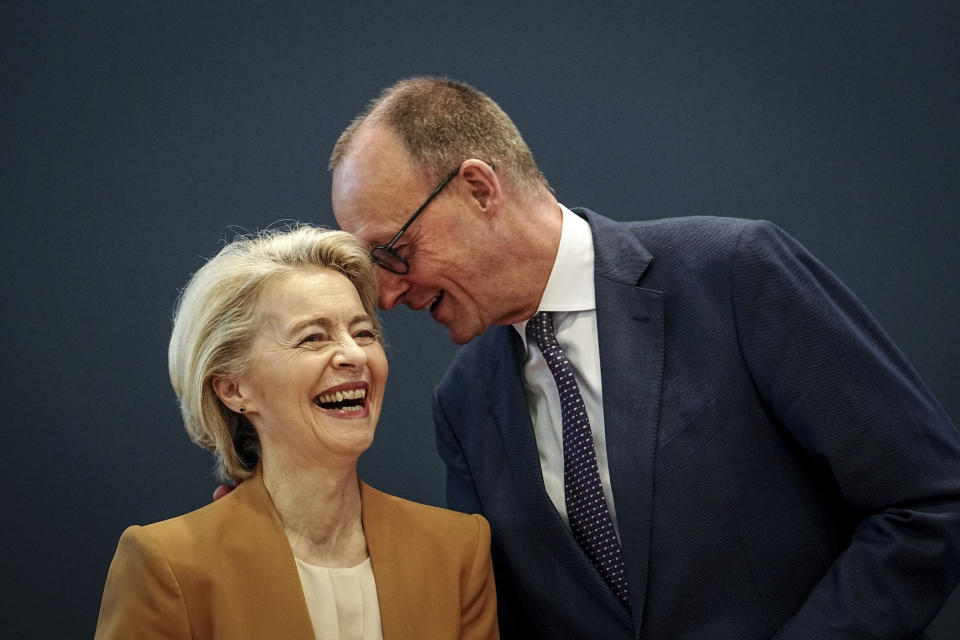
[{"x1": 95, "y1": 472, "x2": 499, "y2": 639}]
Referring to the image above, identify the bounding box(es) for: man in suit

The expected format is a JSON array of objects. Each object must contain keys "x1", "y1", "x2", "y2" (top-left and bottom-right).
[{"x1": 330, "y1": 76, "x2": 960, "y2": 638}]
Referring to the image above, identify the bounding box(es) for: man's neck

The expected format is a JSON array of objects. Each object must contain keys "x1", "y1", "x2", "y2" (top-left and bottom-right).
[{"x1": 496, "y1": 197, "x2": 564, "y2": 325}]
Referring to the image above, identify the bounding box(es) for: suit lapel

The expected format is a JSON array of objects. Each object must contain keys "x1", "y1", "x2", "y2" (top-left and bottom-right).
[
  {"x1": 585, "y1": 209, "x2": 664, "y2": 636},
  {"x1": 487, "y1": 325, "x2": 635, "y2": 627},
  {"x1": 486, "y1": 328, "x2": 569, "y2": 542}
]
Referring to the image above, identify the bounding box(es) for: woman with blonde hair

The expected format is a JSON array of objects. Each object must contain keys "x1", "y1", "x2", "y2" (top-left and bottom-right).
[{"x1": 95, "y1": 225, "x2": 498, "y2": 639}]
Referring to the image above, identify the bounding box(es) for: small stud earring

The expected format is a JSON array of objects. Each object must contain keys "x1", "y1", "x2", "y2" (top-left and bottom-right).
[{"x1": 239, "y1": 406, "x2": 246, "y2": 413}]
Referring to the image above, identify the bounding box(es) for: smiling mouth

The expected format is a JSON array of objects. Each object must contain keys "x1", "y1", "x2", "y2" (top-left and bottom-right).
[
  {"x1": 313, "y1": 387, "x2": 367, "y2": 412},
  {"x1": 429, "y1": 291, "x2": 444, "y2": 314}
]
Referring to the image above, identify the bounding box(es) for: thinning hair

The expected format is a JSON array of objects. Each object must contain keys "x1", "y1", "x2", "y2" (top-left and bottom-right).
[
  {"x1": 168, "y1": 225, "x2": 381, "y2": 482},
  {"x1": 330, "y1": 77, "x2": 549, "y2": 198}
]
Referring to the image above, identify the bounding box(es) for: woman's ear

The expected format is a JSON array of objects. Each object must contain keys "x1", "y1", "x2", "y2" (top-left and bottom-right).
[
  {"x1": 459, "y1": 159, "x2": 501, "y2": 213},
  {"x1": 212, "y1": 375, "x2": 246, "y2": 414}
]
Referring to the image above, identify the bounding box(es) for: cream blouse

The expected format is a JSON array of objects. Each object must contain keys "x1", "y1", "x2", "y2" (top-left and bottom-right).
[{"x1": 294, "y1": 557, "x2": 383, "y2": 640}]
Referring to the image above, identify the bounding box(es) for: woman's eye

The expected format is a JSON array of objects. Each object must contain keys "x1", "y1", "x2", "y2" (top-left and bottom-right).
[
  {"x1": 301, "y1": 333, "x2": 327, "y2": 344},
  {"x1": 354, "y1": 329, "x2": 378, "y2": 344}
]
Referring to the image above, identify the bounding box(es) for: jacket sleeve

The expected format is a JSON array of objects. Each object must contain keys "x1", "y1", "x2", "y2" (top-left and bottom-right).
[
  {"x1": 459, "y1": 514, "x2": 500, "y2": 639},
  {"x1": 731, "y1": 220, "x2": 960, "y2": 638},
  {"x1": 434, "y1": 386, "x2": 484, "y2": 516},
  {"x1": 95, "y1": 525, "x2": 191, "y2": 639}
]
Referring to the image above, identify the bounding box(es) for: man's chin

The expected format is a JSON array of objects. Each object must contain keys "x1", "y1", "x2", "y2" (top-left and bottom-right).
[
  {"x1": 434, "y1": 301, "x2": 487, "y2": 344},
  {"x1": 444, "y1": 320, "x2": 483, "y2": 345},
  {"x1": 449, "y1": 332, "x2": 473, "y2": 345}
]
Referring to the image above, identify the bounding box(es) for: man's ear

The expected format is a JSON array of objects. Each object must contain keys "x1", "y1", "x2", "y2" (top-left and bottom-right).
[
  {"x1": 459, "y1": 159, "x2": 501, "y2": 213},
  {"x1": 212, "y1": 375, "x2": 246, "y2": 414}
]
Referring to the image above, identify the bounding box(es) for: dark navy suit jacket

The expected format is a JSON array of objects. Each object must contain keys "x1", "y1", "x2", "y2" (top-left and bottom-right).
[{"x1": 434, "y1": 210, "x2": 960, "y2": 639}]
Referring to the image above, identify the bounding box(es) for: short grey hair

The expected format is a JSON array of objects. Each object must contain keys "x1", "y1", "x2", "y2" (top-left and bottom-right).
[
  {"x1": 330, "y1": 76, "x2": 549, "y2": 198},
  {"x1": 167, "y1": 225, "x2": 381, "y2": 481}
]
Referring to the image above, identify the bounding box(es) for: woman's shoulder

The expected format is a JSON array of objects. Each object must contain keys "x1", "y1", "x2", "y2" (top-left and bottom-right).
[
  {"x1": 117, "y1": 475, "x2": 273, "y2": 556},
  {"x1": 360, "y1": 482, "x2": 489, "y2": 540}
]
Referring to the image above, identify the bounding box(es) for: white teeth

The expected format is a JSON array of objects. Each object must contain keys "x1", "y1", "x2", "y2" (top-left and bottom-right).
[
  {"x1": 315, "y1": 387, "x2": 367, "y2": 405},
  {"x1": 416, "y1": 293, "x2": 442, "y2": 311}
]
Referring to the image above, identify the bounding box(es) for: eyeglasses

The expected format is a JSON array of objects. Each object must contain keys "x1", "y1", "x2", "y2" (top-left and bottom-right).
[{"x1": 369, "y1": 167, "x2": 460, "y2": 275}]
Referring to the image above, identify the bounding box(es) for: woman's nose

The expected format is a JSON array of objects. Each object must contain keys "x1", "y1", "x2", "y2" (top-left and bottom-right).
[{"x1": 333, "y1": 335, "x2": 368, "y2": 367}]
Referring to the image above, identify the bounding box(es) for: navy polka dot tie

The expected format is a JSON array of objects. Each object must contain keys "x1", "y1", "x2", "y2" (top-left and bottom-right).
[{"x1": 526, "y1": 311, "x2": 631, "y2": 607}]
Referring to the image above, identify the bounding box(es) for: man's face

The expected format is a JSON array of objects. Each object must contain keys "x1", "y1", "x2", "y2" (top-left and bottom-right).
[{"x1": 331, "y1": 126, "x2": 504, "y2": 345}]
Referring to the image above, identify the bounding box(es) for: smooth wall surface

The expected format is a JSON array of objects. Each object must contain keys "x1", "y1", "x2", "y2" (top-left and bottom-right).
[{"x1": 3, "y1": 2, "x2": 958, "y2": 636}]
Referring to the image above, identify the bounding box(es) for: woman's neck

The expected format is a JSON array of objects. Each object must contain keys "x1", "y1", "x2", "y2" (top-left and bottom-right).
[{"x1": 261, "y1": 453, "x2": 368, "y2": 568}]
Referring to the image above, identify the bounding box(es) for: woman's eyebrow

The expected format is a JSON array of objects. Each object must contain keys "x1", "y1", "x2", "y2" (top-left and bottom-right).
[
  {"x1": 286, "y1": 314, "x2": 371, "y2": 336},
  {"x1": 348, "y1": 314, "x2": 373, "y2": 327},
  {"x1": 286, "y1": 316, "x2": 332, "y2": 337}
]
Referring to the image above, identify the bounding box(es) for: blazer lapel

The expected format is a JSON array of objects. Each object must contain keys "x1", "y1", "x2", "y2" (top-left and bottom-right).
[
  {"x1": 487, "y1": 325, "x2": 634, "y2": 627},
  {"x1": 361, "y1": 481, "x2": 414, "y2": 638},
  {"x1": 586, "y1": 209, "x2": 664, "y2": 636},
  {"x1": 225, "y1": 472, "x2": 316, "y2": 640}
]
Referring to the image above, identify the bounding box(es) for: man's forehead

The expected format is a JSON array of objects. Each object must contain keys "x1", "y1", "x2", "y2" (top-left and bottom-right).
[
  {"x1": 332, "y1": 128, "x2": 426, "y2": 240},
  {"x1": 337, "y1": 124, "x2": 407, "y2": 179},
  {"x1": 338, "y1": 211, "x2": 392, "y2": 246},
  {"x1": 331, "y1": 165, "x2": 386, "y2": 236},
  {"x1": 331, "y1": 174, "x2": 393, "y2": 239}
]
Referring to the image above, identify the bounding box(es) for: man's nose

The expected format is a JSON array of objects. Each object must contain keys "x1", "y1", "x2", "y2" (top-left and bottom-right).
[{"x1": 377, "y1": 270, "x2": 408, "y2": 310}]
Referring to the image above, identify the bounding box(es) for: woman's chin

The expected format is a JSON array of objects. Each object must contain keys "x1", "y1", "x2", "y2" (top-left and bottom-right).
[{"x1": 317, "y1": 426, "x2": 377, "y2": 461}]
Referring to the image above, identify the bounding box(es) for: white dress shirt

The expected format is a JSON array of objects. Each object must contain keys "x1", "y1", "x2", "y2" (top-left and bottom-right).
[{"x1": 513, "y1": 204, "x2": 620, "y2": 535}]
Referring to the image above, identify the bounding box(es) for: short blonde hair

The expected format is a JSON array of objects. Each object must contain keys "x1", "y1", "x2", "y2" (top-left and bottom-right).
[
  {"x1": 330, "y1": 76, "x2": 549, "y2": 198},
  {"x1": 168, "y1": 225, "x2": 381, "y2": 482}
]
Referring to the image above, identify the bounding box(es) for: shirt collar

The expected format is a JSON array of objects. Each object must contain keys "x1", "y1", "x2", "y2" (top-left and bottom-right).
[{"x1": 513, "y1": 204, "x2": 596, "y2": 339}]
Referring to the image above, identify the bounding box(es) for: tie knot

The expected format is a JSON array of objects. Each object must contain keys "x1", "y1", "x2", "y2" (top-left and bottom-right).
[{"x1": 525, "y1": 311, "x2": 557, "y2": 352}]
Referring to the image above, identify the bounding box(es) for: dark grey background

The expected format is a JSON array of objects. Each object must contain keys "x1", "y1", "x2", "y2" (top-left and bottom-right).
[{"x1": 3, "y1": 1, "x2": 958, "y2": 637}]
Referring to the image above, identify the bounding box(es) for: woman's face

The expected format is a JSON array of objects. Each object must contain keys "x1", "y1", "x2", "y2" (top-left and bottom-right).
[{"x1": 231, "y1": 267, "x2": 388, "y2": 466}]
